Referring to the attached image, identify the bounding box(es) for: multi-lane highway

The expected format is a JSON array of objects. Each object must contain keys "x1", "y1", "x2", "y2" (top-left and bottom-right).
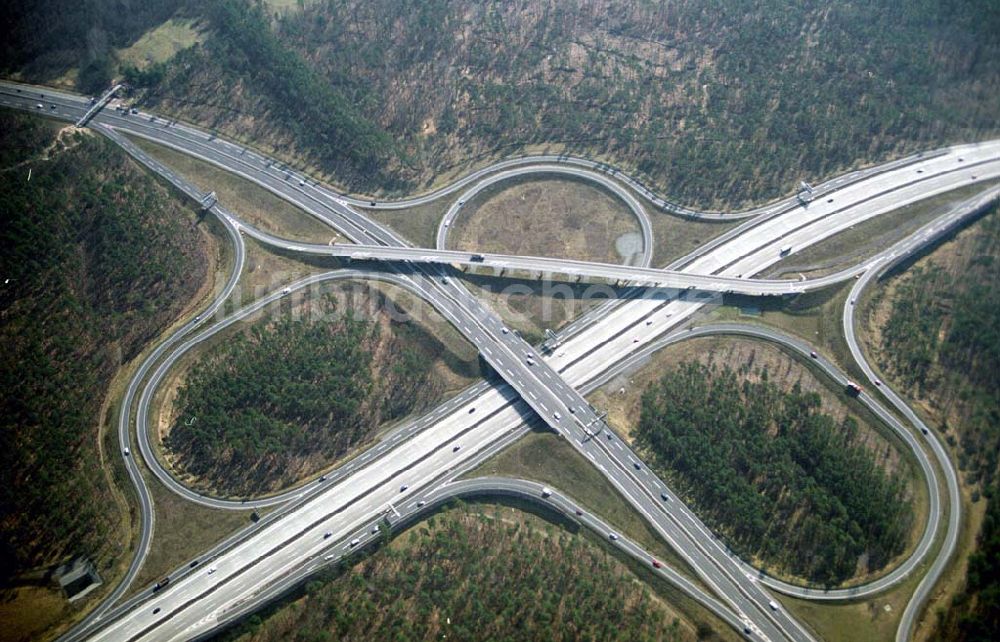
[{"x1": 2, "y1": 80, "x2": 995, "y2": 642}]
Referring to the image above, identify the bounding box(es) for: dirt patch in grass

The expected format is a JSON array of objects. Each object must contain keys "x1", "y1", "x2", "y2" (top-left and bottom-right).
[
  {"x1": 450, "y1": 175, "x2": 641, "y2": 264},
  {"x1": 130, "y1": 136, "x2": 342, "y2": 244}
]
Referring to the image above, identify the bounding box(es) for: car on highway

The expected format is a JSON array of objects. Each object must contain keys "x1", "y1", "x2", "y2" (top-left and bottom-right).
[
  {"x1": 501, "y1": 327, "x2": 509, "y2": 334},
  {"x1": 349, "y1": 538, "x2": 360, "y2": 547},
  {"x1": 810, "y1": 350, "x2": 817, "y2": 358},
  {"x1": 153, "y1": 607, "x2": 161, "y2": 615},
  {"x1": 768, "y1": 600, "x2": 779, "y2": 611},
  {"x1": 400, "y1": 484, "x2": 408, "y2": 492},
  {"x1": 609, "y1": 532, "x2": 618, "y2": 541},
  {"x1": 207, "y1": 566, "x2": 216, "y2": 575},
  {"x1": 541, "y1": 486, "x2": 552, "y2": 497},
  {"x1": 123, "y1": 448, "x2": 130, "y2": 456},
  {"x1": 553, "y1": 412, "x2": 562, "y2": 421},
  {"x1": 35, "y1": 103, "x2": 42, "y2": 109},
  {"x1": 575, "y1": 508, "x2": 583, "y2": 516},
  {"x1": 281, "y1": 287, "x2": 291, "y2": 295},
  {"x1": 452, "y1": 444, "x2": 461, "y2": 452},
  {"x1": 526, "y1": 357, "x2": 534, "y2": 366},
  {"x1": 468, "y1": 407, "x2": 475, "y2": 414},
  {"x1": 651, "y1": 559, "x2": 661, "y2": 568},
  {"x1": 660, "y1": 491, "x2": 670, "y2": 501},
  {"x1": 324, "y1": 532, "x2": 332, "y2": 539},
  {"x1": 319, "y1": 475, "x2": 327, "y2": 482}
]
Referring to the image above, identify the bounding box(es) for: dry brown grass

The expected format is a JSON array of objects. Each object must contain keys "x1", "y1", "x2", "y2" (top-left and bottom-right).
[{"x1": 450, "y1": 176, "x2": 640, "y2": 264}]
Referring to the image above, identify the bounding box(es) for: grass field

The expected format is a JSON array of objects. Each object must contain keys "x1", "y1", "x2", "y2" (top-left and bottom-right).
[
  {"x1": 116, "y1": 18, "x2": 204, "y2": 70},
  {"x1": 130, "y1": 137, "x2": 341, "y2": 244},
  {"x1": 450, "y1": 175, "x2": 641, "y2": 264}
]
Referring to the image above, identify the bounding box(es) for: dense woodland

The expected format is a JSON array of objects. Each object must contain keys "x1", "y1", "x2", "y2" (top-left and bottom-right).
[
  {"x1": 878, "y1": 208, "x2": 1000, "y2": 640},
  {"x1": 635, "y1": 361, "x2": 912, "y2": 585},
  {"x1": 0, "y1": 111, "x2": 207, "y2": 579},
  {"x1": 0, "y1": 0, "x2": 184, "y2": 93},
  {"x1": 223, "y1": 506, "x2": 692, "y2": 642},
  {"x1": 5, "y1": 1, "x2": 998, "y2": 199},
  {"x1": 167, "y1": 287, "x2": 461, "y2": 495},
  {"x1": 120, "y1": 0, "x2": 1000, "y2": 204}
]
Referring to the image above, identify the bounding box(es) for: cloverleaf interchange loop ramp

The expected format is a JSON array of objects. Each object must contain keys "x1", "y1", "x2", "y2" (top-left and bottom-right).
[{"x1": 3, "y1": 80, "x2": 999, "y2": 642}]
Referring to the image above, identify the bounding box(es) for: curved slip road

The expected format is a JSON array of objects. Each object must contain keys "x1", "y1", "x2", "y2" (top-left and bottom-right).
[{"x1": 2, "y1": 80, "x2": 996, "y2": 641}]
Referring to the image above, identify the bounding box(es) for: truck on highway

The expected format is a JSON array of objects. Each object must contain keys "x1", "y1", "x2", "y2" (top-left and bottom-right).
[
  {"x1": 470, "y1": 253, "x2": 486, "y2": 262},
  {"x1": 153, "y1": 577, "x2": 170, "y2": 591},
  {"x1": 779, "y1": 245, "x2": 793, "y2": 256}
]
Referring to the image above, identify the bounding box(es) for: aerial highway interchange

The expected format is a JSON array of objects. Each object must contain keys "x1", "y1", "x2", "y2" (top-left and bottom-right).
[{"x1": 2, "y1": 80, "x2": 999, "y2": 642}]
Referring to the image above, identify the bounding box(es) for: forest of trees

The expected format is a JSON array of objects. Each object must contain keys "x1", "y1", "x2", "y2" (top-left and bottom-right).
[
  {"x1": 0, "y1": 111, "x2": 206, "y2": 579},
  {"x1": 0, "y1": 0, "x2": 183, "y2": 92},
  {"x1": 222, "y1": 506, "x2": 689, "y2": 642},
  {"x1": 123, "y1": 0, "x2": 1000, "y2": 203},
  {"x1": 167, "y1": 288, "x2": 450, "y2": 496},
  {"x1": 878, "y1": 208, "x2": 1000, "y2": 640},
  {"x1": 5, "y1": 1, "x2": 997, "y2": 199},
  {"x1": 635, "y1": 361, "x2": 913, "y2": 585}
]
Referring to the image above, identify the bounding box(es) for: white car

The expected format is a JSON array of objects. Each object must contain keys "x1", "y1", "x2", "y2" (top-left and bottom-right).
[
  {"x1": 501, "y1": 327, "x2": 509, "y2": 334},
  {"x1": 207, "y1": 567, "x2": 216, "y2": 575},
  {"x1": 281, "y1": 287, "x2": 291, "y2": 295}
]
